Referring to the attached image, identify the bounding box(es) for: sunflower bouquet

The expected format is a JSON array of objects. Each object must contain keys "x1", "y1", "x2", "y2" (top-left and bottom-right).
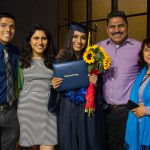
[
  {"x1": 83, "y1": 38, "x2": 111, "y2": 117},
  {"x1": 83, "y1": 44, "x2": 111, "y2": 74}
]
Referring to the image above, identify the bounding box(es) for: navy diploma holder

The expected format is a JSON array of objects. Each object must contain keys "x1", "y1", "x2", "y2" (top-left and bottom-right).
[{"x1": 53, "y1": 60, "x2": 89, "y2": 91}]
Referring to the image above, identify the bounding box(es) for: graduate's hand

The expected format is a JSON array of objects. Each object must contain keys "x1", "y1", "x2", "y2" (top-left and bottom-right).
[
  {"x1": 51, "y1": 77, "x2": 63, "y2": 89},
  {"x1": 132, "y1": 104, "x2": 147, "y2": 118},
  {"x1": 89, "y1": 74, "x2": 97, "y2": 86}
]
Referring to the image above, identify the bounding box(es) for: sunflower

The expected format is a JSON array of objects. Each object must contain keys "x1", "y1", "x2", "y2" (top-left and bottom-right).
[
  {"x1": 103, "y1": 56, "x2": 111, "y2": 70},
  {"x1": 92, "y1": 44, "x2": 98, "y2": 49},
  {"x1": 83, "y1": 50, "x2": 95, "y2": 64},
  {"x1": 99, "y1": 46, "x2": 107, "y2": 55}
]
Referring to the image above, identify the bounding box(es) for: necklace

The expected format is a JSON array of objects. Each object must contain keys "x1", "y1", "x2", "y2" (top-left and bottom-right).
[{"x1": 140, "y1": 74, "x2": 150, "y2": 86}]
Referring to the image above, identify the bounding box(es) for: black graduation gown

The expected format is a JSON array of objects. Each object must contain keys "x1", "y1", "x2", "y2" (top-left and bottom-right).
[{"x1": 48, "y1": 75, "x2": 106, "y2": 150}]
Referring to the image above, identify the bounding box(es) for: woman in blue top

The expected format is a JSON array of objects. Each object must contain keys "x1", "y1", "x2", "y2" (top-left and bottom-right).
[
  {"x1": 49, "y1": 23, "x2": 105, "y2": 150},
  {"x1": 125, "y1": 37, "x2": 150, "y2": 150}
]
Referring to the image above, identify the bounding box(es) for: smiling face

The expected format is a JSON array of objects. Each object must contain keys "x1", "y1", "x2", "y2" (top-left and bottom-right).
[
  {"x1": 143, "y1": 45, "x2": 150, "y2": 66},
  {"x1": 30, "y1": 30, "x2": 48, "y2": 59},
  {"x1": 107, "y1": 17, "x2": 128, "y2": 45},
  {"x1": 0, "y1": 17, "x2": 15, "y2": 45},
  {"x1": 72, "y1": 31, "x2": 87, "y2": 52}
]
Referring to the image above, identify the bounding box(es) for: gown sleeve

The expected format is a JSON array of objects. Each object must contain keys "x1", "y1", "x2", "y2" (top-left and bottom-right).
[
  {"x1": 48, "y1": 87, "x2": 62, "y2": 113},
  {"x1": 95, "y1": 73, "x2": 108, "y2": 109}
]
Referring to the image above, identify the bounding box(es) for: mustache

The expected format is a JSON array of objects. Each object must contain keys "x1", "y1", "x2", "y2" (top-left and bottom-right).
[{"x1": 112, "y1": 32, "x2": 123, "y2": 35}]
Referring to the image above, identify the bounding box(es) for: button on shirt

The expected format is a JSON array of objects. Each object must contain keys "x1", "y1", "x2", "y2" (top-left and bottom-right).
[
  {"x1": 0, "y1": 42, "x2": 19, "y2": 104},
  {"x1": 98, "y1": 38, "x2": 142, "y2": 105}
]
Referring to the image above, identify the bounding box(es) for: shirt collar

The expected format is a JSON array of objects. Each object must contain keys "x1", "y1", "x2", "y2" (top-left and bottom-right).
[
  {"x1": 0, "y1": 42, "x2": 10, "y2": 53},
  {"x1": 0, "y1": 42, "x2": 5, "y2": 52},
  {"x1": 106, "y1": 38, "x2": 133, "y2": 46}
]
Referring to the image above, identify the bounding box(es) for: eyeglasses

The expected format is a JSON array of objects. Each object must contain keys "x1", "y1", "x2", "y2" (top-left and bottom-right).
[{"x1": 144, "y1": 48, "x2": 150, "y2": 52}]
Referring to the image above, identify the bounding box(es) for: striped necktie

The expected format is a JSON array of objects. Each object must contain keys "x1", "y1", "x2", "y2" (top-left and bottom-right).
[{"x1": 3, "y1": 46, "x2": 14, "y2": 105}]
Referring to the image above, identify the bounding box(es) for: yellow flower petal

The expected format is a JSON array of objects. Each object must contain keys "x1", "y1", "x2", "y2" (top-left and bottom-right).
[{"x1": 83, "y1": 50, "x2": 95, "y2": 64}]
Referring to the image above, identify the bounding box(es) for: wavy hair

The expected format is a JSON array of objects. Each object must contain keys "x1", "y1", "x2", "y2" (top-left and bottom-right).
[
  {"x1": 20, "y1": 24, "x2": 56, "y2": 68},
  {"x1": 138, "y1": 37, "x2": 150, "y2": 70}
]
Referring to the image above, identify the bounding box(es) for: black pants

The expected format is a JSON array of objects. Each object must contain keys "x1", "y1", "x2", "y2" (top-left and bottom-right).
[
  {"x1": 0, "y1": 104, "x2": 19, "y2": 150},
  {"x1": 105, "y1": 107, "x2": 129, "y2": 150}
]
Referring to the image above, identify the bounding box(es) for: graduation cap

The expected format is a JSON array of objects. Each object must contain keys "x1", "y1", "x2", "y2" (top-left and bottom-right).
[
  {"x1": 69, "y1": 23, "x2": 89, "y2": 33},
  {"x1": 63, "y1": 18, "x2": 97, "y2": 33}
]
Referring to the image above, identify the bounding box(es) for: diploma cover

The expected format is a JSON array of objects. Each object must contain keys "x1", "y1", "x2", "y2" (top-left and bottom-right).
[{"x1": 53, "y1": 60, "x2": 89, "y2": 91}]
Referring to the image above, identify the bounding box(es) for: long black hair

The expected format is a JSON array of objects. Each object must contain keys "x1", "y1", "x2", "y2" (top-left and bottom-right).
[
  {"x1": 61, "y1": 30, "x2": 88, "y2": 61},
  {"x1": 20, "y1": 24, "x2": 56, "y2": 68}
]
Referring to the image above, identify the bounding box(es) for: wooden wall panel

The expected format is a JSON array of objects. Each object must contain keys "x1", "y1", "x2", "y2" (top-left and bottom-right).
[
  {"x1": 72, "y1": 0, "x2": 86, "y2": 22},
  {"x1": 118, "y1": 0, "x2": 147, "y2": 41},
  {"x1": 92, "y1": 0, "x2": 111, "y2": 20},
  {"x1": 58, "y1": 0, "x2": 86, "y2": 48},
  {"x1": 91, "y1": 0, "x2": 111, "y2": 44},
  {"x1": 58, "y1": 0, "x2": 148, "y2": 47},
  {"x1": 58, "y1": 0, "x2": 68, "y2": 48},
  {"x1": 118, "y1": 0, "x2": 147, "y2": 15},
  {"x1": 58, "y1": 27, "x2": 68, "y2": 48},
  {"x1": 128, "y1": 15, "x2": 147, "y2": 41},
  {"x1": 92, "y1": 21, "x2": 108, "y2": 44},
  {"x1": 58, "y1": 0, "x2": 68, "y2": 24}
]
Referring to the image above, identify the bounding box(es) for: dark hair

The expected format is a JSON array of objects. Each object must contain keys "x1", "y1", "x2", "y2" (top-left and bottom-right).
[
  {"x1": 106, "y1": 10, "x2": 128, "y2": 26},
  {"x1": 138, "y1": 37, "x2": 150, "y2": 69},
  {"x1": 20, "y1": 24, "x2": 56, "y2": 68},
  {"x1": 0, "y1": 12, "x2": 16, "y2": 23},
  {"x1": 61, "y1": 30, "x2": 88, "y2": 61}
]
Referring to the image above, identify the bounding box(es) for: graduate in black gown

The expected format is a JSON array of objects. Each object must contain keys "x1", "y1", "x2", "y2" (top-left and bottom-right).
[{"x1": 48, "y1": 23, "x2": 105, "y2": 150}]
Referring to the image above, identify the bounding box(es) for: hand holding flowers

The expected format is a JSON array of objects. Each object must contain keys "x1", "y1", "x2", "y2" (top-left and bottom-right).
[{"x1": 83, "y1": 41, "x2": 111, "y2": 117}]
